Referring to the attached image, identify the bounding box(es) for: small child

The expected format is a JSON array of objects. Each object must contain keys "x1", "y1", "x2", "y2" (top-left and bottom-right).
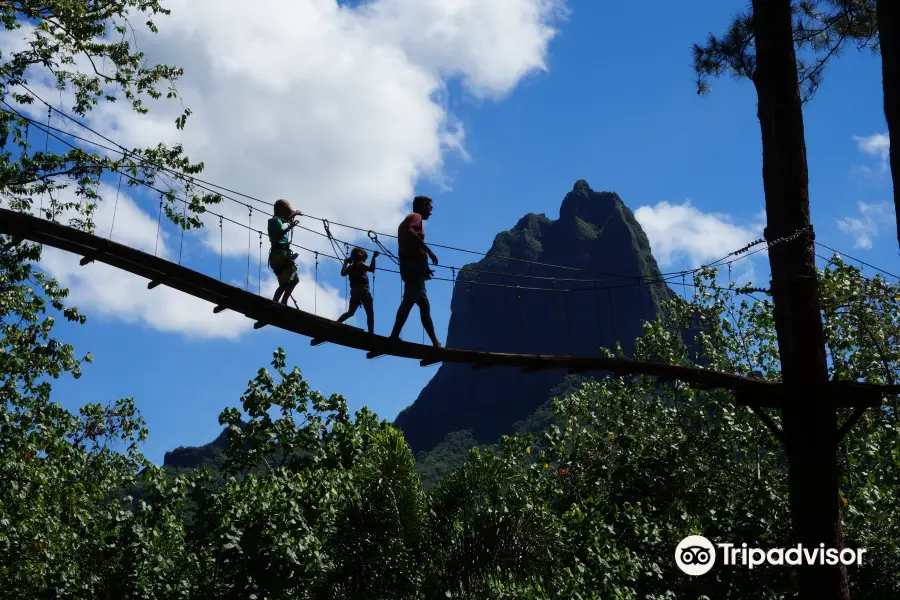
[
  {"x1": 268, "y1": 199, "x2": 302, "y2": 305},
  {"x1": 337, "y1": 247, "x2": 379, "y2": 334}
]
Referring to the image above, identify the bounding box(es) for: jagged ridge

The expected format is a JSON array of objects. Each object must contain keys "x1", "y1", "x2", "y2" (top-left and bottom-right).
[{"x1": 394, "y1": 180, "x2": 674, "y2": 454}]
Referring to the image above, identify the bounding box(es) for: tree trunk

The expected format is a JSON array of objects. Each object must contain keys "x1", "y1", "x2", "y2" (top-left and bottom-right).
[
  {"x1": 877, "y1": 0, "x2": 900, "y2": 252},
  {"x1": 750, "y1": 1, "x2": 849, "y2": 598}
]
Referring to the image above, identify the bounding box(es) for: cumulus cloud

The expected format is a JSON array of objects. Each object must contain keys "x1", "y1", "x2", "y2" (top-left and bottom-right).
[
  {"x1": 2, "y1": 0, "x2": 564, "y2": 337},
  {"x1": 836, "y1": 201, "x2": 895, "y2": 250},
  {"x1": 854, "y1": 133, "x2": 890, "y2": 166},
  {"x1": 852, "y1": 133, "x2": 890, "y2": 177},
  {"x1": 633, "y1": 201, "x2": 764, "y2": 268},
  {"x1": 0, "y1": 183, "x2": 345, "y2": 339}
]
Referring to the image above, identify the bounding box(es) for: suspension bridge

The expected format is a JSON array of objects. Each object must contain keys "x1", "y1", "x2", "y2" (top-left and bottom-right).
[
  {"x1": 0, "y1": 87, "x2": 896, "y2": 422},
  {"x1": 1, "y1": 206, "x2": 892, "y2": 419}
]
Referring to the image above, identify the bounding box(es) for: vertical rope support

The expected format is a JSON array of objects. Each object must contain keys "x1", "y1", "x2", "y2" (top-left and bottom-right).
[
  {"x1": 593, "y1": 281, "x2": 602, "y2": 350},
  {"x1": 638, "y1": 279, "x2": 645, "y2": 323},
  {"x1": 551, "y1": 279, "x2": 557, "y2": 342},
  {"x1": 727, "y1": 262, "x2": 734, "y2": 312},
  {"x1": 314, "y1": 251, "x2": 319, "y2": 315},
  {"x1": 607, "y1": 287, "x2": 615, "y2": 346},
  {"x1": 178, "y1": 199, "x2": 186, "y2": 265},
  {"x1": 108, "y1": 172, "x2": 123, "y2": 240},
  {"x1": 39, "y1": 105, "x2": 50, "y2": 219},
  {"x1": 344, "y1": 243, "x2": 350, "y2": 312},
  {"x1": 246, "y1": 207, "x2": 252, "y2": 291},
  {"x1": 563, "y1": 290, "x2": 571, "y2": 350},
  {"x1": 154, "y1": 199, "x2": 163, "y2": 257},
  {"x1": 218, "y1": 216, "x2": 224, "y2": 281},
  {"x1": 258, "y1": 232, "x2": 263, "y2": 295},
  {"x1": 501, "y1": 274, "x2": 508, "y2": 326},
  {"x1": 468, "y1": 281, "x2": 475, "y2": 349},
  {"x1": 516, "y1": 285, "x2": 524, "y2": 350}
]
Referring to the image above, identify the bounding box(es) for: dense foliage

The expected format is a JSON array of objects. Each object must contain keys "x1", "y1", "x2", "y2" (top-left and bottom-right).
[
  {"x1": 4, "y1": 247, "x2": 900, "y2": 598},
  {"x1": 2, "y1": 2, "x2": 899, "y2": 599}
]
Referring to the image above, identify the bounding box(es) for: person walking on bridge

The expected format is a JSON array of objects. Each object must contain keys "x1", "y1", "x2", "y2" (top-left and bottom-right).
[
  {"x1": 389, "y1": 195, "x2": 442, "y2": 347},
  {"x1": 268, "y1": 199, "x2": 302, "y2": 305}
]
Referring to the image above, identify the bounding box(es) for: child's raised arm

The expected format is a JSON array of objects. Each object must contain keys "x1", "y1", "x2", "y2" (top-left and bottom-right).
[
  {"x1": 368, "y1": 251, "x2": 379, "y2": 272},
  {"x1": 341, "y1": 258, "x2": 351, "y2": 277}
]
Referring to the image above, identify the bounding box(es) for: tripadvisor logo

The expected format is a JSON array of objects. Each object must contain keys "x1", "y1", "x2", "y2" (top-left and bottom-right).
[
  {"x1": 676, "y1": 535, "x2": 716, "y2": 575},
  {"x1": 675, "y1": 536, "x2": 867, "y2": 575}
]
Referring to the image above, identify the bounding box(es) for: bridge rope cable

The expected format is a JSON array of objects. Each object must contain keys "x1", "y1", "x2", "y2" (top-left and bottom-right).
[
  {"x1": 7, "y1": 88, "x2": 757, "y2": 284},
  {"x1": 21, "y1": 87, "x2": 696, "y2": 285},
  {"x1": 5, "y1": 110, "x2": 710, "y2": 298},
  {"x1": 178, "y1": 197, "x2": 186, "y2": 265},
  {"x1": 246, "y1": 207, "x2": 253, "y2": 291},
  {"x1": 607, "y1": 287, "x2": 616, "y2": 342},
  {"x1": 154, "y1": 198, "x2": 162, "y2": 257},
  {"x1": 38, "y1": 104, "x2": 50, "y2": 219},
  {"x1": 108, "y1": 172, "x2": 123, "y2": 240},
  {"x1": 11, "y1": 91, "x2": 623, "y2": 277},
  {"x1": 218, "y1": 216, "x2": 223, "y2": 280},
  {"x1": 368, "y1": 230, "x2": 400, "y2": 266},
  {"x1": 3, "y1": 98, "x2": 779, "y2": 296},
  {"x1": 4, "y1": 111, "x2": 778, "y2": 301},
  {"x1": 3, "y1": 96, "x2": 888, "y2": 316},
  {"x1": 296, "y1": 209, "x2": 769, "y2": 293},
  {"x1": 2, "y1": 100, "x2": 786, "y2": 299},
  {"x1": 11, "y1": 87, "x2": 782, "y2": 294},
  {"x1": 814, "y1": 241, "x2": 900, "y2": 281},
  {"x1": 297, "y1": 209, "x2": 761, "y2": 283},
  {"x1": 592, "y1": 281, "x2": 602, "y2": 349},
  {"x1": 6, "y1": 101, "x2": 679, "y2": 286},
  {"x1": 322, "y1": 219, "x2": 352, "y2": 311}
]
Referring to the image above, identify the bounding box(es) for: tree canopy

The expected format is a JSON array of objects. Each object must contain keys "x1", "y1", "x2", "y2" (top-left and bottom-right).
[{"x1": 2, "y1": 1, "x2": 899, "y2": 599}]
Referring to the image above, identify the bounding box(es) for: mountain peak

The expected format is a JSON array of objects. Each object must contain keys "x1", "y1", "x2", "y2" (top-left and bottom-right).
[
  {"x1": 559, "y1": 180, "x2": 621, "y2": 225},
  {"x1": 393, "y1": 183, "x2": 674, "y2": 454}
]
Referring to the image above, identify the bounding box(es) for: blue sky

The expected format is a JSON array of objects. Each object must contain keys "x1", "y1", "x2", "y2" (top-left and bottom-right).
[{"x1": 14, "y1": 0, "x2": 897, "y2": 464}]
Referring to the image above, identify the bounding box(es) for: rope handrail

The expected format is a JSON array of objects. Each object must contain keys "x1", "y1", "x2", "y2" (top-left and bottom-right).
[
  {"x1": 11, "y1": 86, "x2": 897, "y2": 291},
  {"x1": 3, "y1": 102, "x2": 772, "y2": 297},
  {"x1": 1, "y1": 207, "x2": 891, "y2": 409},
  {"x1": 3, "y1": 88, "x2": 763, "y2": 283}
]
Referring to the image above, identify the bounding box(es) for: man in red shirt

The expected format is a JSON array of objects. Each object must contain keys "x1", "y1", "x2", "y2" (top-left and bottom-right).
[{"x1": 389, "y1": 195, "x2": 442, "y2": 346}]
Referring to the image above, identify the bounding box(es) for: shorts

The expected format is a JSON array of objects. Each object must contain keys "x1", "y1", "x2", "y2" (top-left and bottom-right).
[
  {"x1": 400, "y1": 261, "x2": 430, "y2": 303},
  {"x1": 349, "y1": 286, "x2": 374, "y2": 312},
  {"x1": 269, "y1": 250, "x2": 299, "y2": 287}
]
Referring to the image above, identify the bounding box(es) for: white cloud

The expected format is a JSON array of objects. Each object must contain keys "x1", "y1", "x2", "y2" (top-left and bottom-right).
[
  {"x1": 1, "y1": 183, "x2": 344, "y2": 340},
  {"x1": 852, "y1": 133, "x2": 890, "y2": 177},
  {"x1": 634, "y1": 200, "x2": 764, "y2": 268},
  {"x1": 854, "y1": 133, "x2": 890, "y2": 167},
  {"x1": 836, "y1": 201, "x2": 895, "y2": 250},
  {"x1": 2, "y1": 0, "x2": 564, "y2": 337}
]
